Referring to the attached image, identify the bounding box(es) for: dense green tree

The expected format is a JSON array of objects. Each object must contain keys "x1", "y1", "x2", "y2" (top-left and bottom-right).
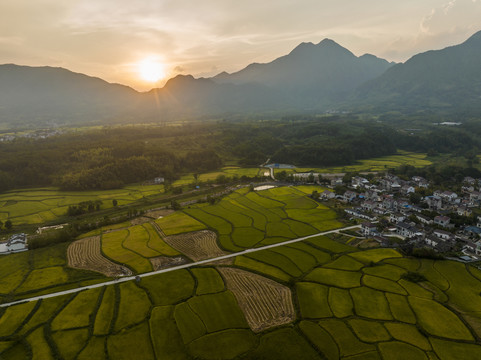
[{"x1": 5, "y1": 220, "x2": 12, "y2": 230}]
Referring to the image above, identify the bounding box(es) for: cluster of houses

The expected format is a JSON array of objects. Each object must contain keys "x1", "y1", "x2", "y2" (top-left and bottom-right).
[
  {"x1": 0, "y1": 233, "x2": 27, "y2": 254},
  {"x1": 0, "y1": 129, "x2": 63, "y2": 143},
  {"x1": 318, "y1": 173, "x2": 481, "y2": 260}
]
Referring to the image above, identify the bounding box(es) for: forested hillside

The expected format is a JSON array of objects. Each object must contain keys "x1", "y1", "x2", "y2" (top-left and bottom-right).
[{"x1": 1, "y1": 117, "x2": 481, "y2": 193}]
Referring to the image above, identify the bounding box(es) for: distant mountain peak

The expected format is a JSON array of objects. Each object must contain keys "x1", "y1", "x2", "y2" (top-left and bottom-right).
[
  {"x1": 465, "y1": 29, "x2": 481, "y2": 44},
  {"x1": 288, "y1": 41, "x2": 315, "y2": 55},
  {"x1": 317, "y1": 38, "x2": 338, "y2": 46}
]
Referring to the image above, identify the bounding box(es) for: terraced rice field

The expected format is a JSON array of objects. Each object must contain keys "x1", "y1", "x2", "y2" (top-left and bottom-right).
[
  {"x1": 0, "y1": 184, "x2": 165, "y2": 224},
  {"x1": 3, "y1": 240, "x2": 481, "y2": 359},
  {"x1": 4, "y1": 183, "x2": 481, "y2": 359},
  {"x1": 183, "y1": 186, "x2": 343, "y2": 251},
  {"x1": 218, "y1": 267, "x2": 295, "y2": 332},
  {"x1": 67, "y1": 236, "x2": 132, "y2": 277}
]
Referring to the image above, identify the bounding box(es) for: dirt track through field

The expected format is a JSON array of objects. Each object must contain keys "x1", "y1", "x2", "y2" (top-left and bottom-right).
[
  {"x1": 218, "y1": 267, "x2": 295, "y2": 332},
  {"x1": 1, "y1": 225, "x2": 359, "y2": 308},
  {"x1": 67, "y1": 236, "x2": 132, "y2": 277}
]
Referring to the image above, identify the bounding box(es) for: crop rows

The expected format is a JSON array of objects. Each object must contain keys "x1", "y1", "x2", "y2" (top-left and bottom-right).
[
  {"x1": 164, "y1": 230, "x2": 231, "y2": 262},
  {"x1": 67, "y1": 236, "x2": 132, "y2": 277},
  {"x1": 218, "y1": 267, "x2": 295, "y2": 332},
  {"x1": 3, "y1": 245, "x2": 481, "y2": 358}
]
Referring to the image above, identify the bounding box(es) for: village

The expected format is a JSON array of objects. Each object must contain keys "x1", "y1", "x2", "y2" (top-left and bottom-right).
[{"x1": 308, "y1": 172, "x2": 481, "y2": 261}]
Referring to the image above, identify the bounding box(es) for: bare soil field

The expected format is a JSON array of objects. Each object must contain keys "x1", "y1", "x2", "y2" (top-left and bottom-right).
[
  {"x1": 149, "y1": 256, "x2": 188, "y2": 270},
  {"x1": 164, "y1": 230, "x2": 232, "y2": 264},
  {"x1": 145, "y1": 209, "x2": 175, "y2": 219},
  {"x1": 129, "y1": 217, "x2": 152, "y2": 226},
  {"x1": 67, "y1": 236, "x2": 132, "y2": 277},
  {"x1": 218, "y1": 267, "x2": 295, "y2": 332}
]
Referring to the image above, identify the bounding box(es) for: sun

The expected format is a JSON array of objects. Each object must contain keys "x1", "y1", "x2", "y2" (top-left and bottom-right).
[{"x1": 138, "y1": 59, "x2": 166, "y2": 83}]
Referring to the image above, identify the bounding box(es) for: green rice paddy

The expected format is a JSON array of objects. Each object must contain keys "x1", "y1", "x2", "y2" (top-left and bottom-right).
[
  {"x1": 1, "y1": 246, "x2": 481, "y2": 359},
  {"x1": 277, "y1": 150, "x2": 432, "y2": 175},
  {"x1": 1, "y1": 183, "x2": 481, "y2": 359}
]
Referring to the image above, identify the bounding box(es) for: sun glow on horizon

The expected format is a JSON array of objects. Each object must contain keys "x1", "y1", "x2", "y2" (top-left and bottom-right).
[{"x1": 138, "y1": 58, "x2": 166, "y2": 83}]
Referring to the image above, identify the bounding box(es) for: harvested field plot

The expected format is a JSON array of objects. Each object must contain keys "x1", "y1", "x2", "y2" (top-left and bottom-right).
[
  {"x1": 68, "y1": 236, "x2": 131, "y2": 277},
  {"x1": 219, "y1": 267, "x2": 295, "y2": 332},
  {"x1": 164, "y1": 230, "x2": 231, "y2": 262},
  {"x1": 149, "y1": 255, "x2": 187, "y2": 270}
]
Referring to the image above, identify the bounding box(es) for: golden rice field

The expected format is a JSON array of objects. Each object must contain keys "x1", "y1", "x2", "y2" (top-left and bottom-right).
[
  {"x1": 2, "y1": 238, "x2": 481, "y2": 359},
  {"x1": 278, "y1": 150, "x2": 432, "y2": 175}
]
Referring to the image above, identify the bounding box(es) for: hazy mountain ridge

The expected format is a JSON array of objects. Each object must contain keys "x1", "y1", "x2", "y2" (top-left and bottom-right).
[
  {"x1": 353, "y1": 30, "x2": 481, "y2": 113},
  {"x1": 0, "y1": 64, "x2": 141, "y2": 124},
  {"x1": 211, "y1": 39, "x2": 394, "y2": 107},
  {"x1": 1, "y1": 31, "x2": 480, "y2": 126}
]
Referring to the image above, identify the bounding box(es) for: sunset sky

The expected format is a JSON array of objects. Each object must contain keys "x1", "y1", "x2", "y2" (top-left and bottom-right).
[{"x1": 1, "y1": 0, "x2": 480, "y2": 91}]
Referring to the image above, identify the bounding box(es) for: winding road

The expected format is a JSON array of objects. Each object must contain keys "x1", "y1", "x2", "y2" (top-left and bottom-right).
[{"x1": 0, "y1": 224, "x2": 360, "y2": 308}]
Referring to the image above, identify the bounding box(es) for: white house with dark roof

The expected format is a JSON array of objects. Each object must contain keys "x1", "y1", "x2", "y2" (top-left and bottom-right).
[{"x1": 0, "y1": 233, "x2": 28, "y2": 254}]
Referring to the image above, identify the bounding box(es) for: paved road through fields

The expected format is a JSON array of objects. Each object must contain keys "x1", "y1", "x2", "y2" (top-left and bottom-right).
[{"x1": 0, "y1": 224, "x2": 360, "y2": 308}]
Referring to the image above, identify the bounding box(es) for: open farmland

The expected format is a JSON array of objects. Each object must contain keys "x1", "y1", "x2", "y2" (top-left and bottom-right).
[
  {"x1": 67, "y1": 236, "x2": 132, "y2": 277},
  {"x1": 218, "y1": 267, "x2": 295, "y2": 332},
  {"x1": 163, "y1": 229, "x2": 232, "y2": 263},
  {"x1": 183, "y1": 186, "x2": 343, "y2": 251},
  {"x1": 0, "y1": 184, "x2": 165, "y2": 225},
  {"x1": 2, "y1": 236, "x2": 481, "y2": 359},
  {"x1": 0, "y1": 243, "x2": 105, "y2": 303},
  {"x1": 3, "y1": 184, "x2": 481, "y2": 359},
  {"x1": 276, "y1": 150, "x2": 432, "y2": 176}
]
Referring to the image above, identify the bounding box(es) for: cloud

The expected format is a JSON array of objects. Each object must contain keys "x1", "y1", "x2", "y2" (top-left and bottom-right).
[
  {"x1": 1, "y1": 0, "x2": 480, "y2": 90},
  {"x1": 420, "y1": 0, "x2": 481, "y2": 35}
]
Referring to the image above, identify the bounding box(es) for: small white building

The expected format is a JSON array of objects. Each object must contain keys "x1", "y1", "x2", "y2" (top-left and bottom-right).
[
  {"x1": 0, "y1": 233, "x2": 28, "y2": 254},
  {"x1": 154, "y1": 177, "x2": 165, "y2": 184}
]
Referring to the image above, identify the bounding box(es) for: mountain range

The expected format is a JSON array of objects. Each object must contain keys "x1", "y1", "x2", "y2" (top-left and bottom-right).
[{"x1": 1, "y1": 30, "x2": 480, "y2": 126}]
